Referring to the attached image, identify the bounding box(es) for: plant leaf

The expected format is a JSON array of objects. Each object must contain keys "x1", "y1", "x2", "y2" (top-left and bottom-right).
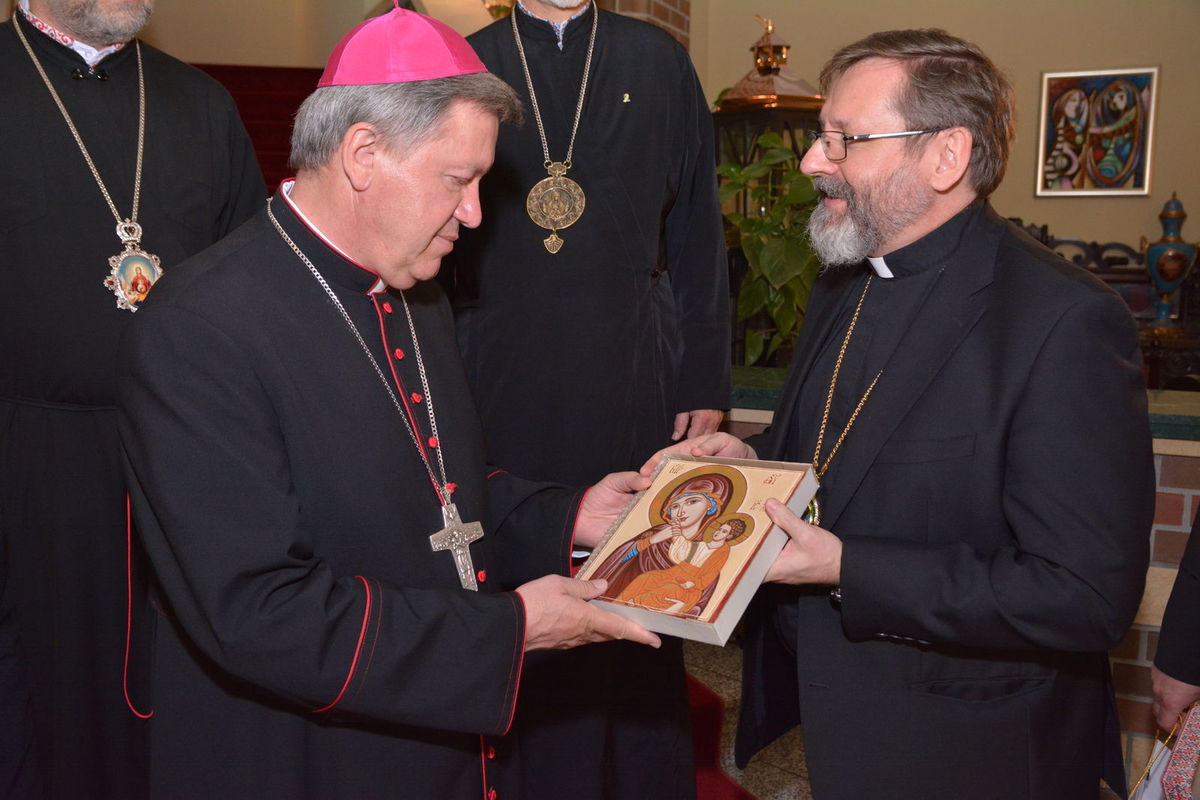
[
  {"x1": 765, "y1": 331, "x2": 786, "y2": 360},
  {"x1": 742, "y1": 161, "x2": 773, "y2": 180},
  {"x1": 758, "y1": 236, "x2": 786, "y2": 286},
  {"x1": 740, "y1": 232, "x2": 764, "y2": 272},
  {"x1": 737, "y1": 275, "x2": 770, "y2": 321},
  {"x1": 760, "y1": 147, "x2": 797, "y2": 166},
  {"x1": 744, "y1": 328, "x2": 766, "y2": 366},
  {"x1": 716, "y1": 162, "x2": 743, "y2": 179},
  {"x1": 756, "y1": 131, "x2": 786, "y2": 150},
  {"x1": 719, "y1": 182, "x2": 744, "y2": 204},
  {"x1": 785, "y1": 176, "x2": 819, "y2": 204},
  {"x1": 761, "y1": 236, "x2": 809, "y2": 288},
  {"x1": 771, "y1": 294, "x2": 798, "y2": 337}
]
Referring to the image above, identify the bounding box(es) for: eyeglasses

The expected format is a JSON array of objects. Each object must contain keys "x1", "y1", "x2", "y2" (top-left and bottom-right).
[{"x1": 806, "y1": 128, "x2": 945, "y2": 162}]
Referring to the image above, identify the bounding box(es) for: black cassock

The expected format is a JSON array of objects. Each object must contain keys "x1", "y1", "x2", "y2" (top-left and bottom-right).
[
  {"x1": 441, "y1": 9, "x2": 729, "y2": 799},
  {"x1": 444, "y1": 6, "x2": 730, "y2": 487},
  {"x1": 117, "y1": 194, "x2": 582, "y2": 798},
  {"x1": 0, "y1": 12, "x2": 264, "y2": 799},
  {"x1": 1157, "y1": 514, "x2": 1200, "y2": 686}
]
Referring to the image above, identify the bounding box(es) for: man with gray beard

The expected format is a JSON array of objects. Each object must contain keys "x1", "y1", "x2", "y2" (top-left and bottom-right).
[
  {"x1": 660, "y1": 28, "x2": 1153, "y2": 799},
  {"x1": 0, "y1": 1, "x2": 264, "y2": 797}
]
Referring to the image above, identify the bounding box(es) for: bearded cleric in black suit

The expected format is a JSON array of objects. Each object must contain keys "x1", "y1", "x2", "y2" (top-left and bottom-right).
[{"x1": 662, "y1": 29, "x2": 1154, "y2": 800}]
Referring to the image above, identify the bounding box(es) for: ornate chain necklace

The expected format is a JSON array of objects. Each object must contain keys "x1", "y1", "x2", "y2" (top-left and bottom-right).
[
  {"x1": 806, "y1": 276, "x2": 883, "y2": 526},
  {"x1": 266, "y1": 198, "x2": 484, "y2": 591},
  {"x1": 511, "y1": 3, "x2": 598, "y2": 254},
  {"x1": 14, "y1": 17, "x2": 160, "y2": 313}
]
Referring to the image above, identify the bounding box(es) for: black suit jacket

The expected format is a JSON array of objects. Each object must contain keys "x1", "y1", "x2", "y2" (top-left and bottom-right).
[
  {"x1": 736, "y1": 206, "x2": 1154, "y2": 799},
  {"x1": 1156, "y1": 515, "x2": 1200, "y2": 685}
]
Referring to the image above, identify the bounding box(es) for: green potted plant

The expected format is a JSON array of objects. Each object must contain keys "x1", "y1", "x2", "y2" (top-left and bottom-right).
[{"x1": 718, "y1": 131, "x2": 821, "y2": 366}]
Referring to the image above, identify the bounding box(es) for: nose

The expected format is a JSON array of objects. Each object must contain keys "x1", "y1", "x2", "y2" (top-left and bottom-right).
[
  {"x1": 454, "y1": 182, "x2": 483, "y2": 229},
  {"x1": 800, "y1": 140, "x2": 835, "y2": 178}
]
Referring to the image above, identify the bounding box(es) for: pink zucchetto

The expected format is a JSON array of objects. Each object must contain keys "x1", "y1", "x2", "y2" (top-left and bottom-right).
[{"x1": 318, "y1": 2, "x2": 486, "y2": 88}]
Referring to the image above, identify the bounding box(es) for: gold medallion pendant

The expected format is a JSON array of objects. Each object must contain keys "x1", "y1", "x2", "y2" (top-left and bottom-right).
[
  {"x1": 511, "y1": 6, "x2": 598, "y2": 256},
  {"x1": 526, "y1": 162, "x2": 586, "y2": 254}
]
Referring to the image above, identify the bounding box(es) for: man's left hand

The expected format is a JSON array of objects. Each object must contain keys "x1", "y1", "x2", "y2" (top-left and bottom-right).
[
  {"x1": 763, "y1": 498, "x2": 842, "y2": 585},
  {"x1": 1151, "y1": 665, "x2": 1200, "y2": 731},
  {"x1": 573, "y1": 471, "x2": 651, "y2": 549},
  {"x1": 671, "y1": 409, "x2": 724, "y2": 441}
]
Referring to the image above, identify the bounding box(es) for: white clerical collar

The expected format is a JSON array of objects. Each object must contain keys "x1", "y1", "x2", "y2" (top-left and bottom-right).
[
  {"x1": 867, "y1": 256, "x2": 894, "y2": 279},
  {"x1": 517, "y1": 1, "x2": 592, "y2": 49},
  {"x1": 280, "y1": 179, "x2": 387, "y2": 294},
  {"x1": 19, "y1": 0, "x2": 128, "y2": 68}
]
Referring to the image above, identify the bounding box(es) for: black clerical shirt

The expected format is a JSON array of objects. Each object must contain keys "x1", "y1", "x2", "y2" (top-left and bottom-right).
[{"x1": 786, "y1": 200, "x2": 988, "y2": 487}]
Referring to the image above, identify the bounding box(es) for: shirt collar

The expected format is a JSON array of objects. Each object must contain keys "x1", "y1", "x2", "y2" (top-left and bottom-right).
[
  {"x1": 19, "y1": 0, "x2": 129, "y2": 68},
  {"x1": 866, "y1": 256, "x2": 894, "y2": 279},
  {"x1": 278, "y1": 179, "x2": 387, "y2": 295},
  {"x1": 874, "y1": 199, "x2": 986, "y2": 278},
  {"x1": 517, "y1": 1, "x2": 592, "y2": 49}
]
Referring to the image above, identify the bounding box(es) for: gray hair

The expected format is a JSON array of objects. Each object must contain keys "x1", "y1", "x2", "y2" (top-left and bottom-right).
[
  {"x1": 820, "y1": 29, "x2": 1015, "y2": 198},
  {"x1": 289, "y1": 73, "x2": 522, "y2": 171}
]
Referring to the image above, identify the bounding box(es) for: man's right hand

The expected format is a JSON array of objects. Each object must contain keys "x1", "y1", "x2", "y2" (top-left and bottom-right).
[
  {"x1": 640, "y1": 433, "x2": 757, "y2": 475},
  {"x1": 515, "y1": 575, "x2": 661, "y2": 652}
]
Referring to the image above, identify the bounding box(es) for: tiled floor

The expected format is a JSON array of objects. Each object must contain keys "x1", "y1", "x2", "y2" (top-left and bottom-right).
[{"x1": 684, "y1": 639, "x2": 813, "y2": 800}]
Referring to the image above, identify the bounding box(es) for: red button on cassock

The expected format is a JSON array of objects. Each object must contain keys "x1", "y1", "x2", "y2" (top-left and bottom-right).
[
  {"x1": 410, "y1": 393, "x2": 423, "y2": 403},
  {"x1": 427, "y1": 436, "x2": 438, "y2": 448},
  {"x1": 393, "y1": 348, "x2": 405, "y2": 360},
  {"x1": 489, "y1": 789, "x2": 497, "y2": 800},
  {"x1": 487, "y1": 746, "x2": 496, "y2": 760},
  {"x1": 476, "y1": 570, "x2": 487, "y2": 584},
  {"x1": 382, "y1": 302, "x2": 393, "y2": 314}
]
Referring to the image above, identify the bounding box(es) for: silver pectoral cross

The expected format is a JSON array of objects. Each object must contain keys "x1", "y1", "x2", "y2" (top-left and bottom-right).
[{"x1": 429, "y1": 502, "x2": 485, "y2": 591}]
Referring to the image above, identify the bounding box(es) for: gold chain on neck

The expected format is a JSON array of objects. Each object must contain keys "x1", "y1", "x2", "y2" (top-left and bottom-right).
[
  {"x1": 13, "y1": 16, "x2": 145, "y2": 235},
  {"x1": 510, "y1": 3, "x2": 597, "y2": 171},
  {"x1": 811, "y1": 276, "x2": 883, "y2": 479}
]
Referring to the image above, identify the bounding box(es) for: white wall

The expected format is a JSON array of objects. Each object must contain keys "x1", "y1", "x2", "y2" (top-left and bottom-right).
[{"x1": 137, "y1": 0, "x2": 491, "y2": 69}]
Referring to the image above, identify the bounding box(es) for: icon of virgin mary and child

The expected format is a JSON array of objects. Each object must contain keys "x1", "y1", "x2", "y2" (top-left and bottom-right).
[{"x1": 590, "y1": 472, "x2": 753, "y2": 618}]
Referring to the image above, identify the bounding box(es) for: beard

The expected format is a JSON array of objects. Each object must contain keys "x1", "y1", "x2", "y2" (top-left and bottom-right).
[
  {"x1": 807, "y1": 160, "x2": 933, "y2": 269},
  {"x1": 46, "y1": 0, "x2": 154, "y2": 46}
]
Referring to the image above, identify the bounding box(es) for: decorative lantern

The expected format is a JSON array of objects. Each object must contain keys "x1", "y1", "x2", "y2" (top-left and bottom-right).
[{"x1": 716, "y1": 16, "x2": 822, "y2": 113}]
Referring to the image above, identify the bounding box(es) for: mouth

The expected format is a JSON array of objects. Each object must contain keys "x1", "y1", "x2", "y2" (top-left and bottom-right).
[{"x1": 813, "y1": 176, "x2": 852, "y2": 199}]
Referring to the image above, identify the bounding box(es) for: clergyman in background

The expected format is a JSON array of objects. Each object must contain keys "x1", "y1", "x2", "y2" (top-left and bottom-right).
[
  {"x1": 0, "y1": 1, "x2": 265, "y2": 797},
  {"x1": 441, "y1": 2, "x2": 730, "y2": 796}
]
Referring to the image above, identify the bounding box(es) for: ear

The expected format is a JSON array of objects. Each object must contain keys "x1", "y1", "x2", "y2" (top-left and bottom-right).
[
  {"x1": 928, "y1": 126, "x2": 973, "y2": 193},
  {"x1": 338, "y1": 122, "x2": 382, "y2": 192}
]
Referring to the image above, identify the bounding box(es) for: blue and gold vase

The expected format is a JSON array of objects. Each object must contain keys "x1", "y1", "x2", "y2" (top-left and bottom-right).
[{"x1": 1143, "y1": 193, "x2": 1198, "y2": 333}]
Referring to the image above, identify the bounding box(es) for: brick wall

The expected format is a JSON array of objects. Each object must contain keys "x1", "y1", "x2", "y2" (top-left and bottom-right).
[{"x1": 600, "y1": 0, "x2": 690, "y2": 47}]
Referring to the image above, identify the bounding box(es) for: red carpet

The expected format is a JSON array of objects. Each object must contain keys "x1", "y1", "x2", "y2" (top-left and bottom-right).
[{"x1": 689, "y1": 676, "x2": 756, "y2": 800}]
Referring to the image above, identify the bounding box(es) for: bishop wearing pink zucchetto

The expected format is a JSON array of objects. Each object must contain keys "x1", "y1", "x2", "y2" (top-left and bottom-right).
[{"x1": 115, "y1": 5, "x2": 662, "y2": 797}]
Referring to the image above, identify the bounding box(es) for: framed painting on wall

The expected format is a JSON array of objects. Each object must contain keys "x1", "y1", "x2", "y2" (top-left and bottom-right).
[{"x1": 1036, "y1": 67, "x2": 1158, "y2": 197}]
